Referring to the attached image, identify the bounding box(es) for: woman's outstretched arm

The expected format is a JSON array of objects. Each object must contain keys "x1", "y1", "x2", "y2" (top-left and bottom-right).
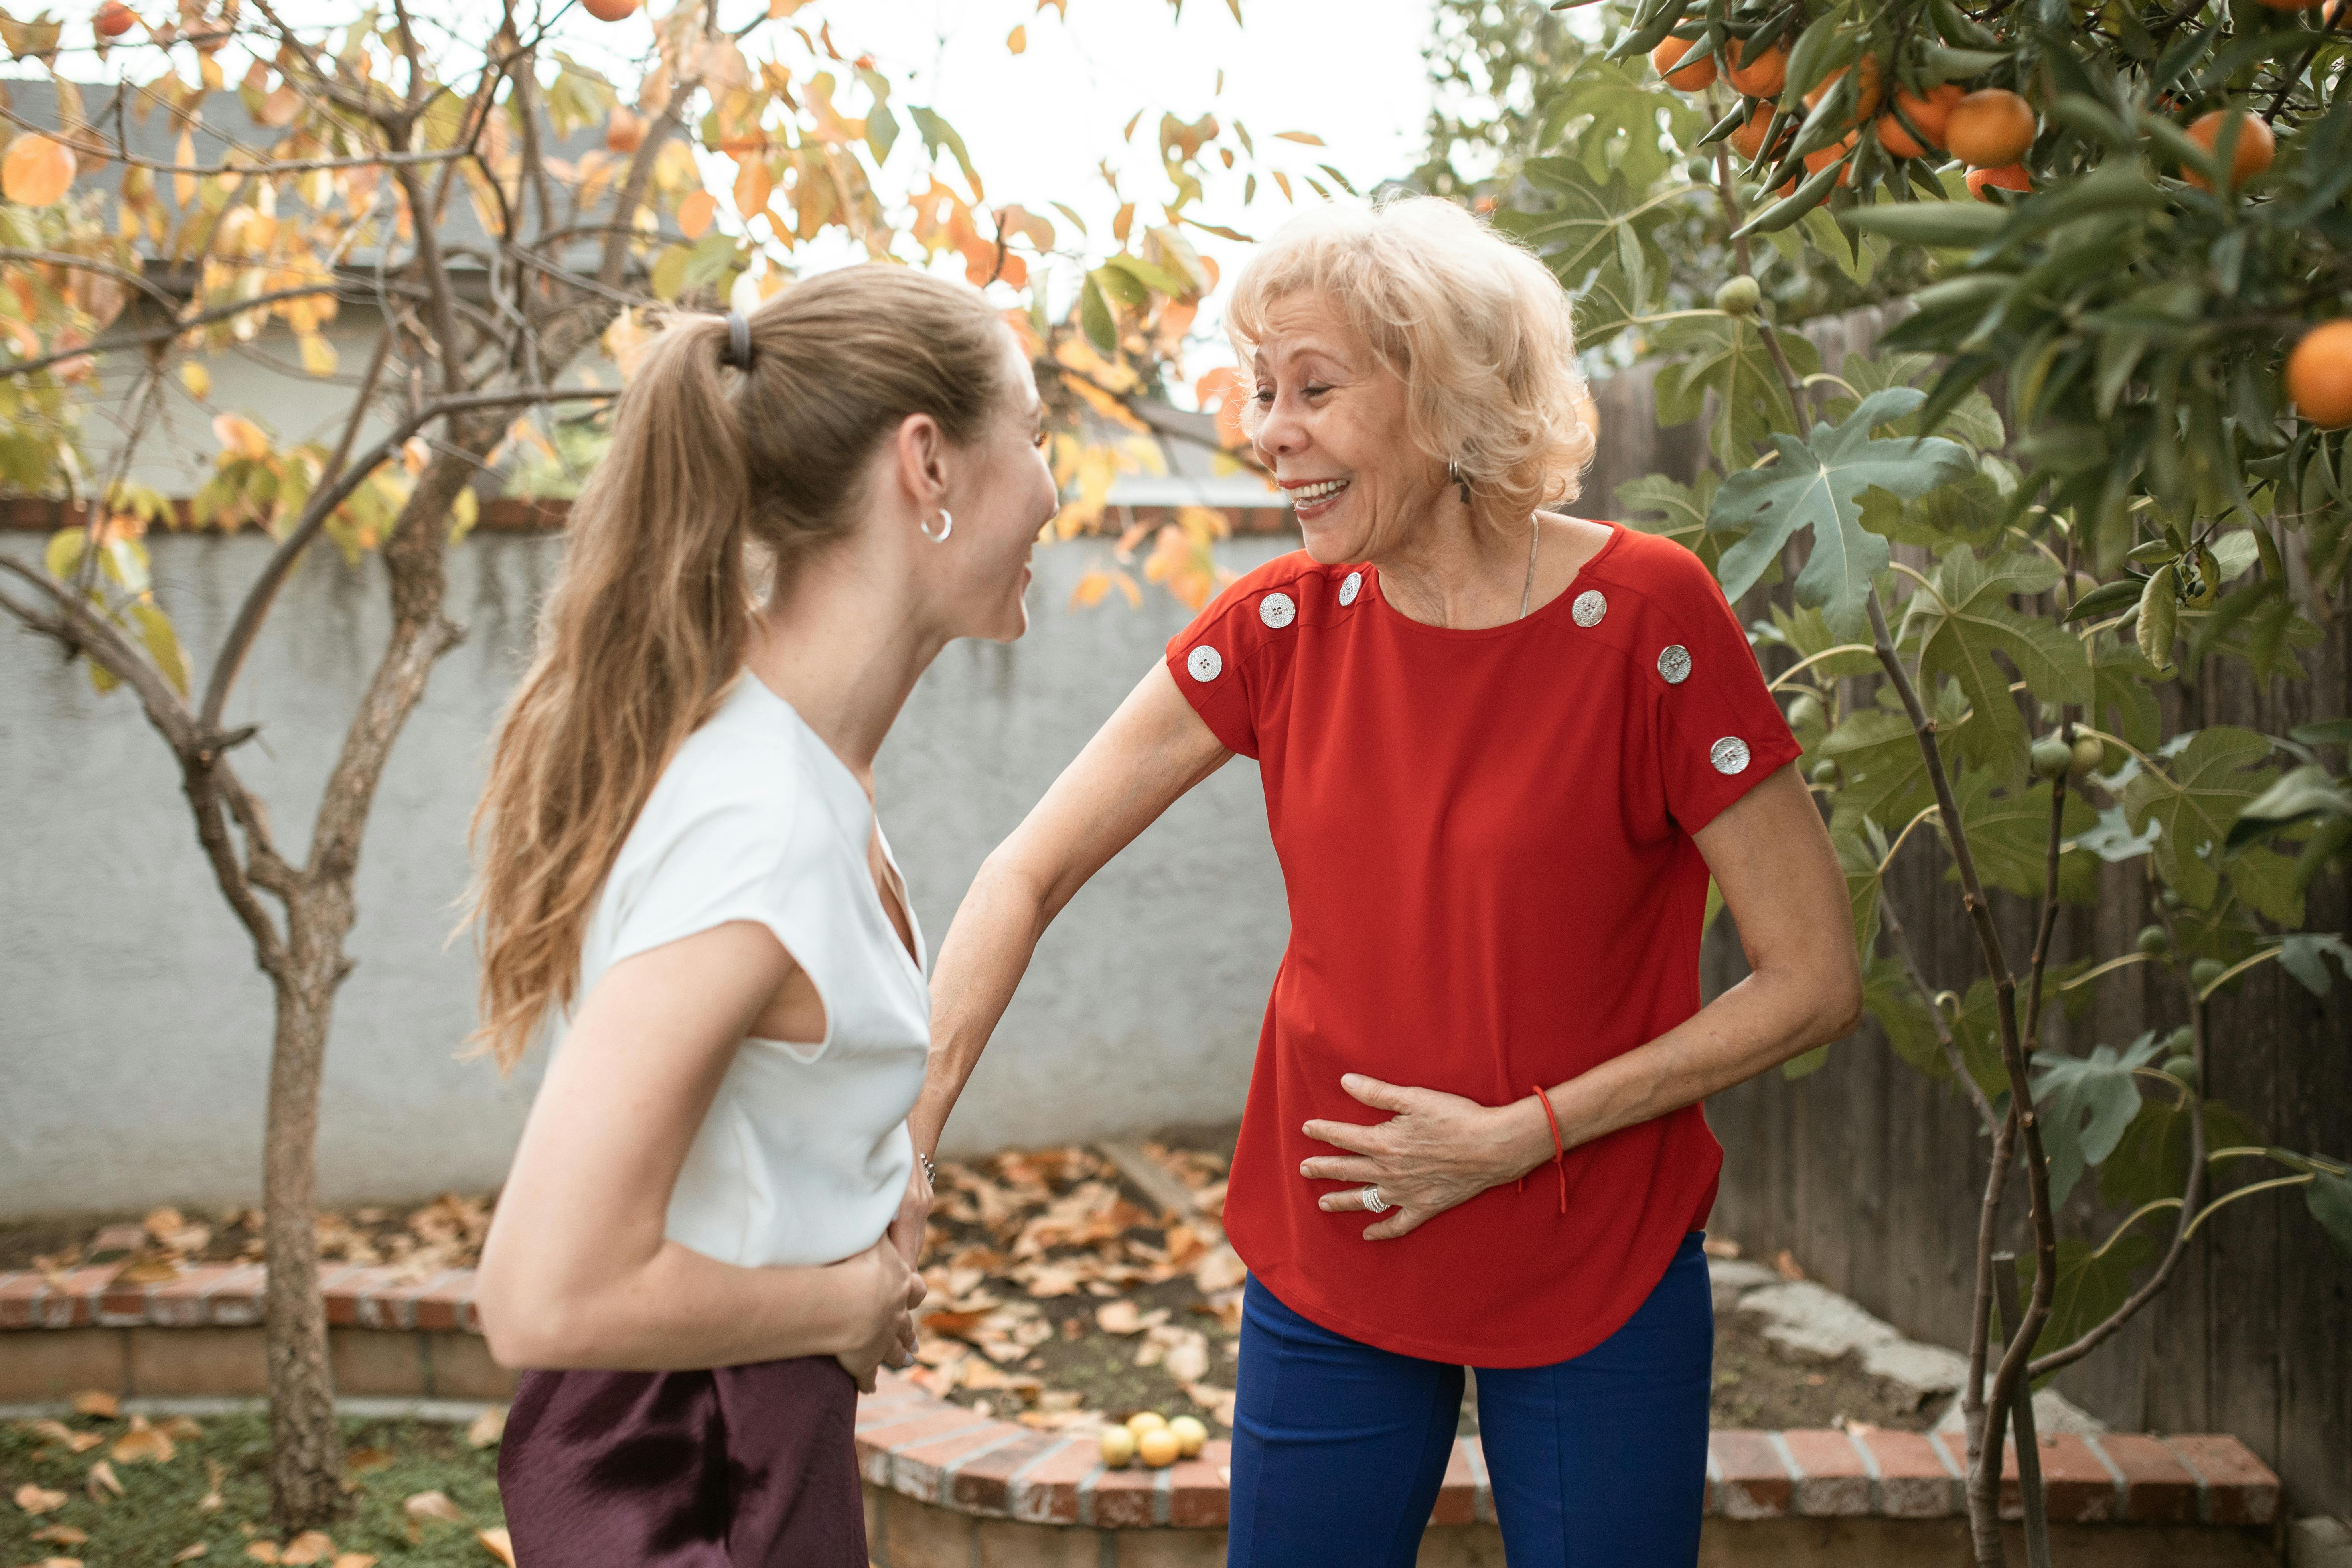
[{"x1": 912, "y1": 661, "x2": 1233, "y2": 1156}]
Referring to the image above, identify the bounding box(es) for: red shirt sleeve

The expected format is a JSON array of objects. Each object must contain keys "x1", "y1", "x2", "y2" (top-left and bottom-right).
[
  {"x1": 1642, "y1": 544, "x2": 1803, "y2": 835},
  {"x1": 1163, "y1": 553, "x2": 1318, "y2": 761}
]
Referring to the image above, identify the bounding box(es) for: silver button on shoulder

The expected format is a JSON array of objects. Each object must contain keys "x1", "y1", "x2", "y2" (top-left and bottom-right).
[
  {"x1": 1571, "y1": 589, "x2": 1608, "y2": 627},
  {"x1": 1339, "y1": 571, "x2": 1362, "y2": 607},
  {"x1": 1259, "y1": 591, "x2": 1297, "y2": 629},
  {"x1": 1658, "y1": 644, "x2": 1693, "y2": 684},
  {"x1": 1187, "y1": 645, "x2": 1222, "y2": 682},
  {"x1": 1710, "y1": 736, "x2": 1752, "y2": 775}
]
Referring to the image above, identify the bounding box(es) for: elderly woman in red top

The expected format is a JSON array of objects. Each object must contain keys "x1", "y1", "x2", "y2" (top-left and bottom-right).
[{"x1": 913, "y1": 194, "x2": 1860, "y2": 1567}]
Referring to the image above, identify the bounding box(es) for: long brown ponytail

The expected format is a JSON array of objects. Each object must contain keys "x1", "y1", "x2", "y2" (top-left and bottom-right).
[{"x1": 466, "y1": 266, "x2": 1011, "y2": 1070}]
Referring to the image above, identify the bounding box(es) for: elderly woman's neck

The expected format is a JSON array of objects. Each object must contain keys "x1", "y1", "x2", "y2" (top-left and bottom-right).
[{"x1": 1372, "y1": 505, "x2": 1544, "y2": 631}]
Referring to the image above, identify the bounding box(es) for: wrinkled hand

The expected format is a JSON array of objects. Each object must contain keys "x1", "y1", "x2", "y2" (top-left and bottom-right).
[
  {"x1": 889, "y1": 1156, "x2": 935, "y2": 1269},
  {"x1": 835, "y1": 1235, "x2": 926, "y2": 1393},
  {"x1": 1299, "y1": 1074, "x2": 1535, "y2": 1240}
]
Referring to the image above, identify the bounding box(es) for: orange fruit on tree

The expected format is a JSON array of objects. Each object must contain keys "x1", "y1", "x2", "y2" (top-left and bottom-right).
[
  {"x1": 1946, "y1": 89, "x2": 2037, "y2": 166},
  {"x1": 1728, "y1": 103, "x2": 1775, "y2": 161},
  {"x1": 1966, "y1": 163, "x2": 2033, "y2": 201},
  {"x1": 581, "y1": 0, "x2": 639, "y2": 20},
  {"x1": 1804, "y1": 131, "x2": 1859, "y2": 187},
  {"x1": 2286, "y1": 320, "x2": 2352, "y2": 428},
  {"x1": 1804, "y1": 56, "x2": 1883, "y2": 124},
  {"x1": 2182, "y1": 109, "x2": 2275, "y2": 191},
  {"x1": 2, "y1": 133, "x2": 76, "y2": 207},
  {"x1": 1652, "y1": 35, "x2": 1716, "y2": 92},
  {"x1": 1878, "y1": 83, "x2": 1963, "y2": 157},
  {"x1": 1725, "y1": 37, "x2": 1790, "y2": 98},
  {"x1": 95, "y1": 1, "x2": 135, "y2": 36}
]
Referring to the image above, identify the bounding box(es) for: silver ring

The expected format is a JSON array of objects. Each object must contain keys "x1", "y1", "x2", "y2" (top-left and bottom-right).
[{"x1": 1358, "y1": 1185, "x2": 1389, "y2": 1214}]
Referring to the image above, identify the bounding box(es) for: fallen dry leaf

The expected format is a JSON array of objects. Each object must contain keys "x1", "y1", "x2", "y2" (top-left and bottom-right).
[
  {"x1": 70, "y1": 1391, "x2": 120, "y2": 1419},
  {"x1": 32, "y1": 1525, "x2": 89, "y2": 1546},
  {"x1": 345, "y1": 1446, "x2": 394, "y2": 1473},
  {"x1": 160, "y1": 1415, "x2": 205, "y2": 1442},
  {"x1": 278, "y1": 1530, "x2": 335, "y2": 1564},
  {"x1": 1094, "y1": 1300, "x2": 1144, "y2": 1335},
  {"x1": 198, "y1": 1457, "x2": 225, "y2": 1512},
  {"x1": 1164, "y1": 1337, "x2": 1211, "y2": 1384},
  {"x1": 172, "y1": 1546, "x2": 208, "y2": 1563},
  {"x1": 20, "y1": 1418, "x2": 103, "y2": 1454},
  {"x1": 85, "y1": 1460, "x2": 124, "y2": 1501},
  {"x1": 476, "y1": 1527, "x2": 515, "y2": 1566},
  {"x1": 1772, "y1": 1249, "x2": 1806, "y2": 1282},
  {"x1": 1701, "y1": 1235, "x2": 1742, "y2": 1260},
  {"x1": 1184, "y1": 1381, "x2": 1238, "y2": 1426},
  {"x1": 332, "y1": 1554, "x2": 377, "y2": 1568},
  {"x1": 16, "y1": 1483, "x2": 69, "y2": 1514},
  {"x1": 23, "y1": 1558, "x2": 84, "y2": 1568},
  {"x1": 110, "y1": 1250, "x2": 185, "y2": 1286},
  {"x1": 246, "y1": 1543, "x2": 280, "y2": 1564},
  {"x1": 112, "y1": 1413, "x2": 176, "y2": 1464},
  {"x1": 403, "y1": 1490, "x2": 467, "y2": 1525},
  {"x1": 465, "y1": 1406, "x2": 507, "y2": 1448}
]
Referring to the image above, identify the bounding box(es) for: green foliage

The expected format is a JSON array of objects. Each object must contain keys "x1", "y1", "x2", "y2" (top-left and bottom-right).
[{"x1": 2032, "y1": 1032, "x2": 2165, "y2": 1208}]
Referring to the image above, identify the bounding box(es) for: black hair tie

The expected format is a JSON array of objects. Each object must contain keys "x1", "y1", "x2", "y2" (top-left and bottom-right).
[{"x1": 721, "y1": 309, "x2": 754, "y2": 371}]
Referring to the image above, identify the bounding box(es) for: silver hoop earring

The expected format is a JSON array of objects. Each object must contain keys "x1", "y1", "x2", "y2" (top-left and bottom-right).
[{"x1": 919, "y1": 509, "x2": 953, "y2": 544}]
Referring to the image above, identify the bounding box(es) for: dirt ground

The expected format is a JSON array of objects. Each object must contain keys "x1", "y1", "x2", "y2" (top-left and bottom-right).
[{"x1": 4, "y1": 1136, "x2": 1936, "y2": 1437}]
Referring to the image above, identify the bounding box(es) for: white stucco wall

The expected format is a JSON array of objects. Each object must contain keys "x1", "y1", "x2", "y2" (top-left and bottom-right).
[{"x1": 0, "y1": 531, "x2": 1292, "y2": 1218}]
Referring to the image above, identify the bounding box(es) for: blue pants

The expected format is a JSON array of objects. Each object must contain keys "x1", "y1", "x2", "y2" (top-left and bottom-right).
[{"x1": 1227, "y1": 1231, "x2": 1712, "y2": 1568}]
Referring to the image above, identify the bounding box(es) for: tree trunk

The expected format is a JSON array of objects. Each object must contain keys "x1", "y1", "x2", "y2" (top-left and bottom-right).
[{"x1": 262, "y1": 900, "x2": 350, "y2": 1530}]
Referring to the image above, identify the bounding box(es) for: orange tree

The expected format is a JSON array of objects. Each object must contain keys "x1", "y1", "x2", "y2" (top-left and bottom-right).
[
  {"x1": 1479, "y1": 0, "x2": 2352, "y2": 1561},
  {"x1": 0, "y1": 0, "x2": 1305, "y2": 1533}
]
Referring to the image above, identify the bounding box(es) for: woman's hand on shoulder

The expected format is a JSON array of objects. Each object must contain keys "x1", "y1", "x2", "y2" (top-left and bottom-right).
[{"x1": 1298, "y1": 1074, "x2": 1548, "y2": 1240}]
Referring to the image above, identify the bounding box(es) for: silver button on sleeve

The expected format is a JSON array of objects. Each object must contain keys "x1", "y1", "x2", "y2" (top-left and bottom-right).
[
  {"x1": 1339, "y1": 571, "x2": 1362, "y2": 607},
  {"x1": 1658, "y1": 644, "x2": 1693, "y2": 684},
  {"x1": 1710, "y1": 736, "x2": 1752, "y2": 775},
  {"x1": 1259, "y1": 592, "x2": 1297, "y2": 629},
  {"x1": 1187, "y1": 645, "x2": 1223, "y2": 682},
  {"x1": 1571, "y1": 590, "x2": 1607, "y2": 627}
]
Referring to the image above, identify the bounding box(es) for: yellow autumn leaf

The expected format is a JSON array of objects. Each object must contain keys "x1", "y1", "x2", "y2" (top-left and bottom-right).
[
  {"x1": 476, "y1": 1528, "x2": 515, "y2": 1566},
  {"x1": 1006, "y1": 23, "x2": 1025, "y2": 51},
  {"x1": 174, "y1": 128, "x2": 195, "y2": 206},
  {"x1": 297, "y1": 332, "x2": 337, "y2": 376},
  {"x1": 1069, "y1": 568, "x2": 1111, "y2": 609},
  {"x1": 15, "y1": 1483, "x2": 67, "y2": 1514},
  {"x1": 179, "y1": 360, "x2": 210, "y2": 398}
]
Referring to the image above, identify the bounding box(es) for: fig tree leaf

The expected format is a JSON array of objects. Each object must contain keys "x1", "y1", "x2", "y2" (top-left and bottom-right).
[
  {"x1": 1653, "y1": 312, "x2": 1821, "y2": 472},
  {"x1": 2275, "y1": 932, "x2": 2352, "y2": 998},
  {"x1": 1494, "y1": 155, "x2": 1670, "y2": 349},
  {"x1": 1897, "y1": 546, "x2": 2093, "y2": 784},
  {"x1": 1709, "y1": 387, "x2": 1975, "y2": 639},
  {"x1": 2020, "y1": 1234, "x2": 2157, "y2": 1379},
  {"x1": 2031, "y1": 1031, "x2": 2165, "y2": 1208},
  {"x1": 2121, "y1": 726, "x2": 2277, "y2": 909}
]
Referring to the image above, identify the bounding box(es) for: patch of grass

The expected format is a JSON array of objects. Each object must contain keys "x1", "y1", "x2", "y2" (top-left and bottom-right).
[{"x1": 2, "y1": 1412, "x2": 505, "y2": 1568}]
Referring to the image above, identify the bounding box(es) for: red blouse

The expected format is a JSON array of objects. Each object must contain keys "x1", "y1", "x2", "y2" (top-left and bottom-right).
[{"x1": 1164, "y1": 521, "x2": 1801, "y2": 1367}]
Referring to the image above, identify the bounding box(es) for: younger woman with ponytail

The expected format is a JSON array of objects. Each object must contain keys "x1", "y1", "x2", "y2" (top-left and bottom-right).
[{"x1": 466, "y1": 265, "x2": 1057, "y2": 1567}]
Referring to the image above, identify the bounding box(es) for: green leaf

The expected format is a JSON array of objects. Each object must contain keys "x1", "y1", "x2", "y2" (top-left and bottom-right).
[
  {"x1": 2031, "y1": 1032, "x2": 2165, "y2": 1208},
  {"x1": 2074, "y1": 802, "x2": 2159, "y2": 864},
  {"x1": 1079, "y1": 274, "x2": 1117, "y2": 356},
  {"x1": 1819, "y1": 681, "x2": 1969, "y2": 836},
  {"x1": 1837, "y1": 819, "x2": 1885, "y2": 955},
  {"x1": 43, "y1": 526, "x2": 84, "y2": 582},
  {"x1": 128, "y1": 602, "x2": 188, "y2": 696},
  {"x1": 2121, "y1": 726, "x2": 2278, "y2": 910},
  {"x1": 1653, "y1": 313, "x2": 1820, "y2": 471},
  {"x1": 1710, "y1": 388, "x2": 1975, "y2": 638},
  {"x1": 1616, "y1": 469, "x2": 1738, "y2": 570},
  {"x1": 2226, "y1": 763, "x2": 2352, "y2": 847},
  {"x1": 1897, "y1": 546, "x2": 2092, "y2": 784},
  {"x1": 1949, "y1": 767, "x2": 2099, "y2": 903},
  {"x1": 2019, "y1": 1234, "x2": 2157, "y2": 1377},
  {"x1": 2307, "y1": 1168, "x2": 2352, "y2": 1255},
  {"x1": 1496, "y1": 156, "x2": 1671, "y2": 348},
  {"x1": 2136, "y1": 562, "x2": 2178, "y2": 675},
  {"x1": 910, "y1": 105, "x2": 983, "y2": 198},
  {"x1": 2085, "y1": 631, "x2": 2162, "y2": 754},
  {"x1": 2099, "y1": 1097, "x2": 2263, "y2": 1210},
  {"x1": 865, "y1": 101, "x2": 899, "y2": 164},
  {"x1": 2276, "y1": 933, "x2": 2352, "y2": 998},
  {"x1": 1782, "y1": 1044, "x2": 1832, "y2": 1079},
  {"x1": 1760, "y1": 601, "x2": 1879, "y2": 680},
  {"x1": 1863, "y1": 951, "x2": 1946, "y2": 1078},
  {"x1": 1844, "y1": 200, "x2": 2006, "y2": 249}
]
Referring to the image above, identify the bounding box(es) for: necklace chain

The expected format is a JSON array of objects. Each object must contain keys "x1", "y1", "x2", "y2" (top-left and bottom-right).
[{"x1": 1518, "y1": 515, "x2": 1540, "y2": 620}]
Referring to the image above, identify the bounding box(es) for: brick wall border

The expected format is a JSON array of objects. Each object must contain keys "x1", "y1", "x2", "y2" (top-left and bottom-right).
[{"x1": 0, "y1": 1264, "x2": 2284, "y2": 1552}]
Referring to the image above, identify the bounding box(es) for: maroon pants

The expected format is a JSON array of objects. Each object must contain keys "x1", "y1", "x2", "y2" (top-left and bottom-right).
[{"x1": 497, "y1": 1356, "x2": 866, "y2": 1567}]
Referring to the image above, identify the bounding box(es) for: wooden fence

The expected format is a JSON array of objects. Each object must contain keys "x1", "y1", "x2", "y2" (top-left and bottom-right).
[{"x1": 1587, "y1": 304, "x2": 2351, "y2": 1522}]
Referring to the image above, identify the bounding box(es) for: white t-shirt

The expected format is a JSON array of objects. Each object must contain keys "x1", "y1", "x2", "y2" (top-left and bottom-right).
[{"x1": 567, "y1": 671, "x2": 930, "y2": 1269}]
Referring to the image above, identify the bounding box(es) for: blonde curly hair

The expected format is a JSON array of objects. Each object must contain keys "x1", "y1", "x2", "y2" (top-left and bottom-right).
[{"x1": 1225, "y1": 193, "x2": 1598, "y2": 529}]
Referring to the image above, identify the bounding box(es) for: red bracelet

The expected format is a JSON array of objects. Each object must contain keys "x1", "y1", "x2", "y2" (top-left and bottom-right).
[{"x1": 1531, "y1": 1086, "x2": 1567, "y2": 1215}]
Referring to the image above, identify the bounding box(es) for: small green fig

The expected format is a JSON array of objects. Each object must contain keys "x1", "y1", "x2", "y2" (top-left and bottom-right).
[
  {"x1": 2031, "y1": 735, "x2": 2073, "y2": 780},
  {"x1": 1715, "y1": 275, "x2": 1761, "y2": 316},
  {"x1": 2137, "y1": 925, "x2": 2171, "y2": 955}
]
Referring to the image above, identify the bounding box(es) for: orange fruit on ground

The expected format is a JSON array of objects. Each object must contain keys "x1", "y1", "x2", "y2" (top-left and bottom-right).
[
  {"x1": 2183, "y1": 110, "x2": 2275, "y2": 191},
  {"x1": 1728, "y1": 103, "x2": 1775, "y2": 161},
  {"x1": 2286, "y1": 320, "x2": 2352, "y2": 428},
  {"x1": 1136, "y1": 1427, "x2": 1181, "y2": 1469},
  {"x1": 1804, "y1": 131, "x2": 1859, "y2": 187},
  {"x1": 1725, "y1": 37, "x2": 1790, "y2": 98},
  {"x1": 581, "y1": 0, "x2": 639, "y2": 19},
  {"x1": 1966, "y1": 163, "x2": 2033, "y2": 201},
  {"x1": 1652, "y1": 35, "x2": 1716, "y2": 92},
  {"x1": 1946, "y1": 89, "x2": 2038, "y2": 167},
  {"x1": 1804, "y1": 56, "x2": 1883, "y2": 123},
  {"x1": 2, "y1": 134, "x2": 76, "y2": 207},
  {"x1": 606, "y1": 106, "x2": 645, "y2": 154},
  {"x1": 1879, "y1": 83, "x2": 1963, "y2": 156},
  {"x1": 95, "y1": 1, "x2": 135, "y2": 35}
]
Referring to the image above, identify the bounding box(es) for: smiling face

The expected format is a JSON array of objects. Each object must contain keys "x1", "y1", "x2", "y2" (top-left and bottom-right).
[
  {"x1": 1249, "y1": 292, "x2": 1446, "y2": 566},
  {"x1": 933, "y1": 328, "x2": 1060, "y2": 643}
]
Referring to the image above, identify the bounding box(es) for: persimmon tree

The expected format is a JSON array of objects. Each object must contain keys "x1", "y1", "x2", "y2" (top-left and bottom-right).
[
  {"x1": 1462, "y1": 0, "x2": 2352, "y2": 1561},
  {"x1": 0, "y1": 0, "x2": 1313, "y2": 1534}
]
